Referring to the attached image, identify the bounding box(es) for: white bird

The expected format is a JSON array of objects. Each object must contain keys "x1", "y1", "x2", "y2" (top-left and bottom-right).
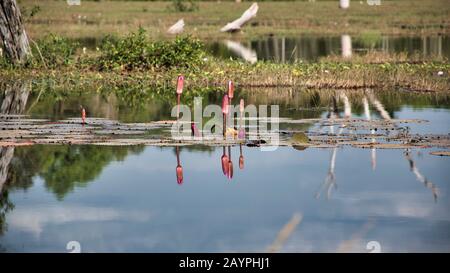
[
  {"x1": 167, "y1": 19, "x2": 185, "y2": 35},
  {"x1": 220, "y1": 3, "x2": 258, "y2": 33},
  {"x1": 224, "y1": 40, "x2": 257, "y2": 64}
]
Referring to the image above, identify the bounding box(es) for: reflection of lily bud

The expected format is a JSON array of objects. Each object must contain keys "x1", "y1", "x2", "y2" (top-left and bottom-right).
[
  {"x1": 239, "y1": 155, "x2": 244, "y2": 169},
  {"x1": 191, "y1": 122, "x2": 200, "y2": 137},
  {"x1": 221, "y1": 150, "x2": 229, "y2": 176},
  {"x1": 176, "y1": 165, "x2": 183, "y2": 185},
  {"x1": 228, "y1": 160, "x2": 234, "y2": 179}
]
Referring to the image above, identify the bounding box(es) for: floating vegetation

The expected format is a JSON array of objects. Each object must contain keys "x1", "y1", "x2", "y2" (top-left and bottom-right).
[
  {"x1": 429, "y1": 151, "x2": 450, "y2": 156},
  {"x1": 0, "y1": 114, "x2": 449, "y2": 151}
]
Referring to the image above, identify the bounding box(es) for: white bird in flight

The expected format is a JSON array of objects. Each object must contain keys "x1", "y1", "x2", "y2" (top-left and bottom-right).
[
  {"x1": 167, "y1": 19, "x2": 185, "y2": 35},
  {"x1": 220, "y1": 3, "x2": 259, "y2": 33}
]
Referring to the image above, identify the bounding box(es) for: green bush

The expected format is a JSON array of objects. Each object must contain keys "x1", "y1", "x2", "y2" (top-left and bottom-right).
[
  {"x1": 99, "y1": 29, "x2": 149, "y2": 70},
  {"x1": 168, "y1": 0, "x2": 199, "y2": 12},
  {"x1": 33, "y1": 35, "x2": 79, "y2": 68},
  {"x1": 98, "y1": 28, "x2": 205, "y2": 71}
]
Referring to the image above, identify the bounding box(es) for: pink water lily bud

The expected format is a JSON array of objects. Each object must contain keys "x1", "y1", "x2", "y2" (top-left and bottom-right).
[
  {"x1": 81, "y1": 108, "x2": 86, "y2": 124},
  {"x1": 222, "y1": 95, "x2": 229, "y2": 114},
  {"x1": 228, "y1": 160, "x2": 234, "y2": 179},
  {"x1": 228, "y1": 81, "x2": 234, "y2": 99},
  {"x1": 221, "y1": 154, "x2": 229, "y2": 176},
  {"x1": 176, "y1": 165, "x2": 183, "y2": 184},
  {"x1": 176, "y1": 75, "x2": 184, "y2": 95}
]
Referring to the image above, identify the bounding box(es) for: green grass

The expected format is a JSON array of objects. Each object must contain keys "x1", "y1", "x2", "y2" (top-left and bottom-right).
[
  {"x1": 3, "y1": 1, "x2": 448, "y2": 93},
  {"x1": 2, "y1": 56, "x2": 449, "y2": 92},
  {"x1": 20, "y1": 0, "x2": 450, "y2": 40}
]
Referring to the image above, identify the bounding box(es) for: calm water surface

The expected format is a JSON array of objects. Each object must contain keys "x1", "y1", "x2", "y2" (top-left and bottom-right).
[
  {"x1": 0, "y1": 84, "x2": 449, "y2": 252},
  {"x1": 208, "y1": 35, "x2": 450, "y2": 62},
  {"x1": 74, "y1": 34, "x2": 450, "y2": 63}
]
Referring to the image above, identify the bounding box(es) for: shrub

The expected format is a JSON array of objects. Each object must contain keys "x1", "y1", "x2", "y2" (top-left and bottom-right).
[
  {"x1": 99, "y1": 28, "x2": 149, "y2": 70},
  {"x1": 33, "y1": 35, "x2": 79, "y2": 68},
  {"x1": 98, "y1": 28, "x2": 205, "y2": 71},
  {"x1": 169, "y1": 0, "x2": 199, "y2": 12}
]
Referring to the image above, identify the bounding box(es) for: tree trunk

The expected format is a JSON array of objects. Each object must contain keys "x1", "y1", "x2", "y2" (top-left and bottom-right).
[{"x1": 0, "y1": 0, "x2": 31, "y2": 64}]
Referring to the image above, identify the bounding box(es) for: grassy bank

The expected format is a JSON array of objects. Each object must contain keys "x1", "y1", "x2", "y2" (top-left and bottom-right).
[
  {"x1": 2, "y1": 56, "x2": 448, "y2": 92},
  {"x1": 1, "y1": 31, "x2": 448, "y2": 93},
  {"x1": 20, "y1": 0, "x2": 450, "y2": 40}
]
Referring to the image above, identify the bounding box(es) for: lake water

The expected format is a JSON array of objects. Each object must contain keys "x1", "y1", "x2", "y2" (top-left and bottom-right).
[
  {"x1": 74, "y1": 34, "x2": 450, "y2": 63},
  {"x1": 0, "y1": 83, "x2": 449, "y2": 252},
  {"x1": 208, "y1": 35, "x2": 450, "y2": 62}
]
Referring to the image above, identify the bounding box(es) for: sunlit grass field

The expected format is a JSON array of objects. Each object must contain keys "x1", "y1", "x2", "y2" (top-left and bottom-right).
[{"x1": 20, "y1": 0, "x2": 450, "y2": 40}]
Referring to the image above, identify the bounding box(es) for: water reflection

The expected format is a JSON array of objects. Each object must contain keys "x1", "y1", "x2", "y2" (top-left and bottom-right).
[
  {"x1": 0, "y1": 81, "x2": 449, "y2": 252},
  {"x1": 209, "y1": 35, "x2": 450, "y2": 62},
  {"x1": 175, "y1": 146, "x2": 183, "y2": 185},
  {"x1": 0, "y1": 81, "x2": 30, "y2": 237},
  {"x1": 0, "y1": 81, "x2": 30, "y2": 193},
  {"x1": 316, "y1": 148, "x2": 337, "y2": 200},
  {"x1": 4, "y1": 78, "x2": 449, "y2": 126},
  {"x1": 0, "y1": 144, "x2": 447, "y2": 252},
  {"x1": 175, "y1": 145, "x2": 245, "y2": 184},
  {"x1": 224, "y1": 40, "x2": 258, "y2": 64},
  {"x1": 239, "y1": 144, "x2": 245, "y2": 170},
  {"x1": 404, "y1": 150, "x2": 438, "y2": 202},
  {"x1": 341, "y1": 35, "x2": 352, "y2": 58},
  {"x1": 363, "y1": 96, "x2": 376, "y2": 170}
]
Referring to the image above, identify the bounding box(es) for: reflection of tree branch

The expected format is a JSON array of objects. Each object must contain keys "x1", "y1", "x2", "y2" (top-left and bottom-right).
[
  {"x1": 363, "y1": 96, "x2": 376, "y2": 170},
  {"x1": 316, "y1": 147, "x2": 337, "y2": 200},
  {"x1": 340, "y1": 93, "x2": 352, "y2": 119},
  {"x1": 404, "y1": 150, "x2": 438, "y2": 202},
  {"x1": 25, "y1": 85, "x2": 45, "y2": 114},
  {"x1": 367, "y1": 91, "x2": 391, "y2": 121},
  {"x1": 317, "y1": 94, "x2": 349, "y2": 200},
  {"x1": 336, "y1": 219, "x2": 375, "y2": 253},
  {"x1": 266, "y1": 213, "x2": 302, "y2": 253}
]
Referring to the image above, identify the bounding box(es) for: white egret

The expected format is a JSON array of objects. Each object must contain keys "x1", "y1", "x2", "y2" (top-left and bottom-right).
[{"x1": 220, "y1": 3, "x2": 259, "y2": 32}]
